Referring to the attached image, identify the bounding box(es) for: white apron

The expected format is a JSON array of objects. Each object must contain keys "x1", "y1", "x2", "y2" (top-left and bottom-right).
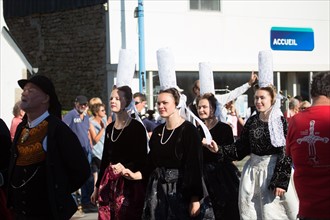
[{"x1": 239, "y1": 153, "x2": 298, "y2": 220}]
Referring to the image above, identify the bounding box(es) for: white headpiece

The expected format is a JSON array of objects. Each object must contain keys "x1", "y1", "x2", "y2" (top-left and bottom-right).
[
  {"x1": 115, "y1": 49, "x2": 149, "y2": 147},
  {"x1": 116, "y1": 49, "x2": 136, "y2": 88},
  {"x1": 157, "y1": 48, "x2": 177, "y2": 91},
  {"x1": 258, "y1": 50, "x2": 273, "y2": 88},
  {"x1": 198, "y1": 62, "x2": 222, "y2": 121},
  {"x1": 258, "y1": 50, "x2": 285, "y2": 147},
  {"x1": 199, "y1": 62, "x2": 215, "y2": 95},
  {"x1": 156, "y1": 48, "x2": 212, "y2": 144}
]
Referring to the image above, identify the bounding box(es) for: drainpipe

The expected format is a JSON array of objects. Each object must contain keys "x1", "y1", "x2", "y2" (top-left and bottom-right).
[
  {"x1": 105, "y1": 1, "x2": 114, "y2": 117},
  {"x1": 136, "y1": 0, "x2": 146, "y2": 93}
]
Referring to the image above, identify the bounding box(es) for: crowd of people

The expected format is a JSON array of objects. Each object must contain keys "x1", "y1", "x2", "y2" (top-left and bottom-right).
[{"x1": 0, "y1": 69, "x2": 329, "y2": 220}]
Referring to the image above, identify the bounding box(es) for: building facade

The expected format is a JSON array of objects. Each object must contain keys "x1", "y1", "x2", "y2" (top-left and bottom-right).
[
  {"x1": 1, "y1": 0, "x2": 329, "y2": 126},
  {"x1": 106, "y1": 0, "x2": 329, "y2": 107}
]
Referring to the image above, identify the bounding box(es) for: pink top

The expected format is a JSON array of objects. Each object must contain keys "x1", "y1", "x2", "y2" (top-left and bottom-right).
[{"x1": 10, "y1": 117, "x2": 23, "y2": 141}]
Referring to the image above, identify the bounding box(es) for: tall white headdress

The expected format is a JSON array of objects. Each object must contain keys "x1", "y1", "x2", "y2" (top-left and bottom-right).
[
  {"x1": 199, "y1": 62, "x2": 215, "y2": 95},
  {"x1": 157, "y1": 48, "x2": 177, "y2": 91},
  {"x1": 258, "y1": 50, "x2": 273, "y2": 88},
  {"x1": 156, "y1": 47, "x2": 186, "y2": 111},
  {"x1": 116, "y1": 49, "x2": 136, "y2": 88},
  {"x1": 156, "y1": 48, "x2": 212, "y2": 144},
  {"x1": 199, "y1": 62, "x2": 222, "y2": 121},
  {"x1": 115, "y1": 49, "x2": 137, "y2": 112},
  {"x1": 157, "y1": 48, "x2": 212, "y2": 144},
  {"x1": 258, "y1": 50, "x2": 285, "y2": 147},
  {"x1": 115, "y1": 49, "x2": 148, "y2": 142}
]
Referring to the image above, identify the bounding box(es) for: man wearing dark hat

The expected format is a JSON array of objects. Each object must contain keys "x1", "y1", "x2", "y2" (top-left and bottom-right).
[
  {"x1": 7, "y1": 74, "x2": 91, "y2": 219},
  {"x1": 63, "y1": 95, "x2": 97, "y2": 213}
]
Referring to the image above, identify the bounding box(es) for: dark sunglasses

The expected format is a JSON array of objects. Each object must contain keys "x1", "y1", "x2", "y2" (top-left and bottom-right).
[{"x1": 135, "y1": 101, "x2": 140, "y2": 105}]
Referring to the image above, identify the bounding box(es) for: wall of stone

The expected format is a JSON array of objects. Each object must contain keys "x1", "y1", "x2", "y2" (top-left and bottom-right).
[{"x1": 5, "y1": 4, "x2": 108, "y2": 110}]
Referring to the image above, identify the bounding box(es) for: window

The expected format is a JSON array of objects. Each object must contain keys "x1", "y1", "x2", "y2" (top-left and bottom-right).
[{"x1": 190, "y1": 0, "x2": 221, "y2": 11}]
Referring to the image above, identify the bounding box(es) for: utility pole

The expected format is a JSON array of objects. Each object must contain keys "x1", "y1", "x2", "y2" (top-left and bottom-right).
[{"x1": 136, "y1": 0, "x2": 146, "y2": 93}]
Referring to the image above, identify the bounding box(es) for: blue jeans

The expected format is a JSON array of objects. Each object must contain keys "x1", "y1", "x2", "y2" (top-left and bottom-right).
[
  {"x1": 81, "y1": 152, "x2": 94, "y2": 205},
  {"x1": 81, "y1": 172, "x2": 94, "y2": 205}
]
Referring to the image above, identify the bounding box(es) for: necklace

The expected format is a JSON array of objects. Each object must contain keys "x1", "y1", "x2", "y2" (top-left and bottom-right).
[
  {"x1": 111, "y1": 118, "x2": 130, "y2": 142},
  {"x1": 160, "y1": 121, "x2": 180, "y2": 145}
]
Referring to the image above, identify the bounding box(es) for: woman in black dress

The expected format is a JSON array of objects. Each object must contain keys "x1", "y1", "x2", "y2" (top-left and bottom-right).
[
  {"x1": 91, "y1": 85, "x2": 148, "y2": 219},
  {"x1": 208, "y1": 85, "x2": 297, "y2": 219},
  {"x1": 197, "y1": 93, "x2": 240, "y2": 220},
  {"x1": 123, "y1": 88, "x2": 214, "y2": 220}
]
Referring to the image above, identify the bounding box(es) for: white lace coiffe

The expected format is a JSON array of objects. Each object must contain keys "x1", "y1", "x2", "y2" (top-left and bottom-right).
[{"x1": 268, "y1": 94, "x2": 286, "y2": 147}]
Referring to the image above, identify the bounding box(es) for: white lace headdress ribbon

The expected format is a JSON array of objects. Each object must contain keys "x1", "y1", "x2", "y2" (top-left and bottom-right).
[
  {"x1": 214, "y1": 101, "x2": 223, "y2": 122},
  {"x1": 125, "y1": 99, "x2": 150, "y2": 151},
  {"x1": 268, "y1": 94, "x2": 286, "y2": 147},
  {"x1": 258, "y1": 50, "x2": 285, "y2": 147},
  {"x1": 177, "y1": 92, "x2": 188, "y2": 119},
  {"x1": 125, "y1": 99, "x2": 144, "y2": 125},
  {"x1": 185, "y1": 107, "x2": 212, "y2": 144},
  {"x1": 157, "y1": 48, "x2": 212, "y2": 144}
]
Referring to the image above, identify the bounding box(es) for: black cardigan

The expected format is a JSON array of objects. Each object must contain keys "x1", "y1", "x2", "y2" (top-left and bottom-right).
[{"x1": 7, "y1": 115, "x2": 90, "y2": 220}]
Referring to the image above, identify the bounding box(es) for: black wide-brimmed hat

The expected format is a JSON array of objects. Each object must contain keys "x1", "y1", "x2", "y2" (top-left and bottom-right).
[{"x1": 18, "y1": 75, "x2": 62, "y2": 119}]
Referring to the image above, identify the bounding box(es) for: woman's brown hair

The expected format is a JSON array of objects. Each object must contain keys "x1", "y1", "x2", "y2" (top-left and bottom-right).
[{"x1": 159, "y1": 87, "x2": 181, "y2": 107}]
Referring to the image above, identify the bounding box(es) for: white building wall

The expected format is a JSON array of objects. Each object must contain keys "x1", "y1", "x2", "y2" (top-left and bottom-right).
[
  {"x1": 0, "y1": 0, "x2": 31, "y2": 127},
  {"x1": 107, "y1": 0, "x2": 329, "y2": 72}
]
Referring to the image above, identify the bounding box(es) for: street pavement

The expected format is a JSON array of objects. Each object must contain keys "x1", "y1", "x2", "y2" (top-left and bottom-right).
[{"x1": 70, "y1": 210, "x2": 98, "y2": 220}]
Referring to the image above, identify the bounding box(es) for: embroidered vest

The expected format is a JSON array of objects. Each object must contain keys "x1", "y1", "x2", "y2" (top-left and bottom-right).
[
  {"x1": 11, "y1": 120, "x2": 51, "y2": 215},
  {"x1": 16, "y1": 120, "x2": 48, "y2": 166}
]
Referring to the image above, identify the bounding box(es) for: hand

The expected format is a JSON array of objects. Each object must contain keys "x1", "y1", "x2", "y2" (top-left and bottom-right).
[
  {"x1": 201, "y1": 138, "x2": 208, "y2": 146},
  {"x1": 248, "y1": 71, "x2": 258, "y2": 86},
  {"x1": 204, "y1": 140, "x2": 219, "y2": 153},
  {"x1": 189, "y1": 198, "x2": 201, "y2": 217},
  {"x1": 229, "y1": 104, "x2": 235, "y2": 112},
  {"x1": 111, "y1": 163, "x2": 125, "y2": 174},
  {"x1": 122, "y1": 169, "x2": 142, "y2": 180},
  {"x1": 273, "y1": 187, "x2": 286, "y2": 197},
  {"x1": 90, "y1": 187, "x2": 99, "y2": 205}
]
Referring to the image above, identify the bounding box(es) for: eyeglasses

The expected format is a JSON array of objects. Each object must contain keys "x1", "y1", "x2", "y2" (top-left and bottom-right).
[
  {"x1": 79, "y1": 103, "x2": 88, "y2": 107},
  {"x1": 135, "y1": 101, "x2": 140, "y2": 105}
]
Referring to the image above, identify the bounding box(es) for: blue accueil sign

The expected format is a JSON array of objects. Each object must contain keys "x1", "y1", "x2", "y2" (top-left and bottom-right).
[{"x1": 270, "y1": 27, "x2": 314, "y2": 51}]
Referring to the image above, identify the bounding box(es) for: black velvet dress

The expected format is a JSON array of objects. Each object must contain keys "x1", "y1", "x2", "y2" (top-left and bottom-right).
[
  {"x1": 198, "y1": 122, "x2": 240, "y2": 220},
  {"x1": 142, "y1": 121, "x2": 214, "y2": 220},
  {"x1": 96, "y1": 119, "x2": 148, "y2": 220}
]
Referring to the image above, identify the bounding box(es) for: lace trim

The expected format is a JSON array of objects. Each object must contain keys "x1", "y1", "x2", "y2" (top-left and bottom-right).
[{"x1": 269, "y1": 94, "x2": 286, "y2": 147}]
